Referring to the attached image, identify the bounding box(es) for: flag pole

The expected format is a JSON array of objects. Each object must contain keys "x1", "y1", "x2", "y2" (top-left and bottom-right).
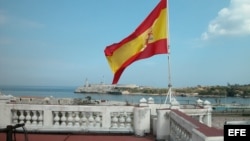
[
  {"x1": 164, "y1": 53, "x2": 172, "y2": 104},
  {"x1": 164, "y1": 0, "x2": 173, "y2": 104}
]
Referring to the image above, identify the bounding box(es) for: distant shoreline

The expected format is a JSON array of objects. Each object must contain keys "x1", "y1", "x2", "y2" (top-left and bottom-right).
[{"x1": 122, "y1": 93, "x2": 250, "y2": 98}]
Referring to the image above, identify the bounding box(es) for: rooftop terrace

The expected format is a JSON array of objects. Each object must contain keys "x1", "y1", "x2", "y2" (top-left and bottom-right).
[{"x1": 0, "y1": 94, "x2": 223, "y2": 141}]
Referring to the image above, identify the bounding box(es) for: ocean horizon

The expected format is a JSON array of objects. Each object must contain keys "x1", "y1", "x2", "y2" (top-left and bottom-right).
[{"x1": 1, "y1": 85, "x2": 250, "y2": 105}]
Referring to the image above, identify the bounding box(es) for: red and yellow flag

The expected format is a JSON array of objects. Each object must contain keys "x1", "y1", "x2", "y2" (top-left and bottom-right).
[{"x1": 104, "y1": 0, "x2": 168, "y2": 84}]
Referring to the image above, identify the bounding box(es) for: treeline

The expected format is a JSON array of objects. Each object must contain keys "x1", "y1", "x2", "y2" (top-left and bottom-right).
[
  {"x1": 118, "y1": 87, "x2": 167, "y2": 94},
  {"x1": 175, "y1": 84, "x2": 250, "y2": 97},
  {"x1": 118, "y1": 83, "x2": 250, "y2": 97}
]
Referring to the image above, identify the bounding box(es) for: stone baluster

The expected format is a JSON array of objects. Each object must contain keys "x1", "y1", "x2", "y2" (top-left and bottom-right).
[
  {"x1": 32, "y1": 110, "x2": 38, "y2": 125},
  {"x1": 67, "y1": 111, "x2": 73, "y2": 127},
  {"x1": 19, "y1": 110, "x2": 25, "y2": 124},
  {"x1": 185, "y1": 131, "x2": 190, "y2": 141},
  {"x1": 25, "y1": 110, "x2": 31, "y2": 125},
  {"x1": 12, "y1": 110, "x2": 18, "y2": 124},
  {"x1": 111, "y1": 112, "x2": 118, "y2": 128},
  {"x1": 95, "y1": 112, "x2": 101, "y2": 127},
  {"x1": 118, "y1": 112, "x2": 125, "y2": 128},
  {"x1": 54, "y1": 111, "x2": 60, "y2": 126},
  {"x1": 177, "y1": 126, "x2": 181, "y2": 141},
  {"x1": 183, "y1": 128, "x2": 191, "y2": 141},
  {"x1": 37, "y1": 111, "x2": 43, "y2": 126},
  {"x1": 172, "y1": 126, "x2": 176, "y2": 138},
  {"x1": 125, "y1": 112, "x2": 132, "y2": 128},
  {"x1": 74, "y1": 112, "x2": 80, "y2": 127},
  {"x1": 184, "y1": 132, "x2": 189, "y2": 141},
  {"x1": 81, "y1": 112, "x2": 87, "y2": 127},
  {"x1": 61, "y1": 111, "x2": 66, "y2": 126},
  {"x1": 88, "y1": 112, "x2": 94, "y2": 127},
  {"x1": 171, "y1": 121, "x2": 177, "y2": 139},
  {"x1": 181, "y1": 131, "x2": 185, "y2": 141},
  {"x1": 180, "y1": 130, "x2": 184, "y2": 141}
]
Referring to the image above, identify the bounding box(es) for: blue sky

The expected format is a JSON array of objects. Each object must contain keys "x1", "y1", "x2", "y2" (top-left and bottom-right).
[{"x1": 0, "y1": 0, "x2": 250, "y2": 88}]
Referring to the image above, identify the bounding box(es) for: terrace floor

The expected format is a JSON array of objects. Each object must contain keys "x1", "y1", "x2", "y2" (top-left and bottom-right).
[{"x1": 0, "y1": 133, "x2": 155, "y2": 141}]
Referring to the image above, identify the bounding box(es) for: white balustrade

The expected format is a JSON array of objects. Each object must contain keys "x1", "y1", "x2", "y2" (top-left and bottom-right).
[
  {"x1": 11, "y1": 109, "x2": 44, "y2": 126},
  {"x1": 0, "y1": 99, "x2": 223, "y2": 140},
  {"x1": 170, "y1": 119, "x2": 191, "y2": 141},
  {"x1": 157, "y1": 108, "x2": 223, "y2": 141},
  {"x1": 0, "y1": 103, "x2": 136, "y2": 133},
  {"x1": 111, "y1": 112, "x2": 133, "y2": 129},
  {"x1": 52, "y1": 111, "x2": 103, "y2": 128}
]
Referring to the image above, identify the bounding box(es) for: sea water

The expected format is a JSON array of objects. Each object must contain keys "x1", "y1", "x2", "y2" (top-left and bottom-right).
[{"x1": 0, "y1": 85, "x2": 250, "y2": 105}]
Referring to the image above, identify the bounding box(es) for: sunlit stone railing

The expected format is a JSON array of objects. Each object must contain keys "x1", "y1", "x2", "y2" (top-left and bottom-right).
[
  {"x1": 0, "y1": 101, "x2": 153, "y2": 135},
  {"x1": 52, "y1": 111, "x2": 103, "y2": 127},
  {"x1": 110, "y1": 112, "x2": 133, "y2": 128},
  {"x1": 11, "y1": 109, "x2": 44, "y2": 126},
  {"x1": 169, "y1": 119, "x2": 191, "y2": 141},
  {"x1": 155, "y1": 107, "x2": 223, "y2": 141},
  {"x1": 0, "y1": 96, "x2": 224, "y2": 140},
  {"x1": 10, "y1": 109, "x2": 135, "y2": 129},
  {"x1": 0, "y1": 103, "x2": 138, "y2": 133}
]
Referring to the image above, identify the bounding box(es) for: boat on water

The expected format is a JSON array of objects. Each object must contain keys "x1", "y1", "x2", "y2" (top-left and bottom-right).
[{"x1": 74, "y1": 79, "x2": 122, "y2": 95}]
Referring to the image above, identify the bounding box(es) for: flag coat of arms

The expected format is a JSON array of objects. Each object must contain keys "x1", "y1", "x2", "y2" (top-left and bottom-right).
[{"x1": 104, "y1": 0, "x2": 168, "y2": 84}]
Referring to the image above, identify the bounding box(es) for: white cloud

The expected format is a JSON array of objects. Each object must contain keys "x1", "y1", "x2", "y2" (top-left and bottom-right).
[{"x1": 202, "y1": 0, "x2": 250, "y2": 40}]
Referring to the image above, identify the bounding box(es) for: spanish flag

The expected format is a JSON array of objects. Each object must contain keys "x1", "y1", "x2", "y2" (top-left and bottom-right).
[{"x1": 105, "y1": 0, "x2": 168, "y2": 84}]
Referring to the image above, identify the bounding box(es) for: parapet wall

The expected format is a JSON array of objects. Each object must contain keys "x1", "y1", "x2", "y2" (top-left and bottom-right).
[
  {"x1": 0, "y1": 103, "x2": 150, "y2": 135},
  {"x1": 155, "y1": 108, "x2": 223, "y2": 141},
  {"x1": 0, "y1": 95, "x2": 224, "y2": 141}
]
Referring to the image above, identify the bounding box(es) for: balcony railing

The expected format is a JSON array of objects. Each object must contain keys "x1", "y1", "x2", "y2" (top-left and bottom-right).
[
  {"x1": 155, "y1": 107, "x2": 223, "y2": 141},
  {"x1": 0, "y1": 96, "x2": 223, "y2": 141},
  {"x1": 0, "y1": 103, "x2": 151, "y2": 134}
]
